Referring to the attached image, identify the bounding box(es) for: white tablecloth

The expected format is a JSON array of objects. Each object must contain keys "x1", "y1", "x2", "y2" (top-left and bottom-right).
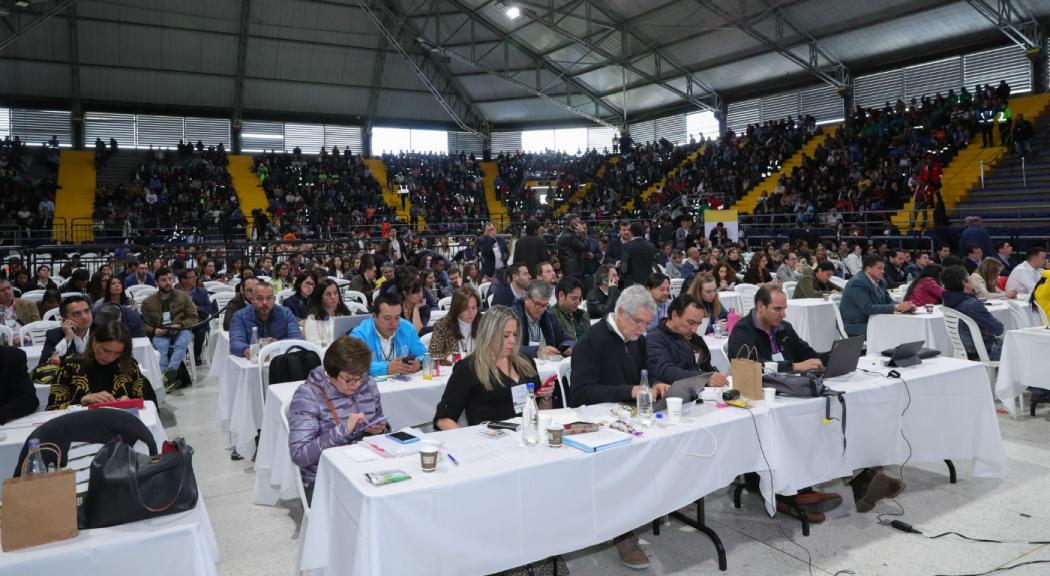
[
  {"x1": 703, "y1": 334, "x2": 730, "y2": 373},
  {"x1": 867, "y1": 302, "x2": 1041, "y2": 359},
  {"x1": 0, "y1": 498, "x2": 219, "y2": 576},
  {"x1": 299, "y1": 355, "x2": 1004, "y2": 575},
  {"x1": 206, "y1": 331, "x2": 229, "y2": 382},
  {"x1": 784, "y1": 298, "x2": 840, "y2": 352},
  {"x1": 251, "y1": 359, "x2": 567, "y2": 506},
  {"x1": 23, "y1": 337, "x2": 166, "y2": 404},
  {"x1": 995, "y1": 327, "x2": 1050, "y2": 416},
  {"x1": 0, "y1": 402, "x2": 167, "y2": 499}
]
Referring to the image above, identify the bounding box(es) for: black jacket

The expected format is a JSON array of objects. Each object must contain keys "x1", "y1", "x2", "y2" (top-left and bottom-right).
[
  {"x1": 886, "y1": 264, "x2": 908, "y2": 290},
  {"x1": 557, "y1": 231, "x2": 589, "y2": 279},
  {"x1": 0, "y1": 346, "x2": 38, "y2": 424},
  {"x1": 512, "y1": 234, "x2": 549, "y2": 276},
  {"x1": 645, "y1": 321, "x2": 717, "y2": 385},
  {"x1": 620, "y1": 237, "x2": 658, "y2": 287},
  {"x1": 37, "y1": 327, "x2": 89, "y2": 369},
  {"x1": 477, "y1": 234, "x2": 508, "y2": 279},
  {"x1": 569, "y1": 318, "x2": 646, "y2": 407},
  {"x1": 510, "y1": 299, "x2": 575, "y2": 359},
  {"x1": 726, "y1": 310, "x2": 827, "y2": 373},
  {"x1": 489, "y1": 281, "x2": 522, "y2": 308},
  {"x1": 585, "y1": 285, "x2": 619, "y2": 319}
]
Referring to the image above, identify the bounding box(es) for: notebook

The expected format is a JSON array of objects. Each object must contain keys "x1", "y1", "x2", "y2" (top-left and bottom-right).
[{"x1": 563, "y1": 428, "x2": 633, "y2": 453}]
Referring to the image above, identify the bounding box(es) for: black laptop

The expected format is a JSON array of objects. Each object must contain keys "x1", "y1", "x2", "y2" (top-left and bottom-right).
[
  {"x1": 881, "y1": 341, "x2": 940, "y2": 367},
  {"x1": 822, "y1": 335, "x2": 865, "y2": 379}
]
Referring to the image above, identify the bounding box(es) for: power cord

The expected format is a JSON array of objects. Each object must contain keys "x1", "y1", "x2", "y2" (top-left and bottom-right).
[{"x1": 666, "y1": 402, "x2": 719, "y2": 458}]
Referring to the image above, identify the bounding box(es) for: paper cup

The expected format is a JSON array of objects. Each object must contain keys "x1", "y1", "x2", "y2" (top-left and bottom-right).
[
  {"x1": 546, "y1": 424, "x2": 563, "y2": 448},
  {"x1": 924, "y1": 304, "x2": 934, "y2": 314},
  {"x1": 665, "y1": 397, "x2": 683, "y2": 423},
  {"x1": 419, "y1": 443, "x2": 439, "y2": 473},
  {"x1": 763, "y1": 387, "x2": 776, "y2": 404},
  {"x1": 764, "y1": 361, "x2": 778, "y2": 374}
]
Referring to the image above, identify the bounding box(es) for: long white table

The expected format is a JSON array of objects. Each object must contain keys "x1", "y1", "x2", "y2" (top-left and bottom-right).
[
  {"x1": 221, "y1": 352, "x2": 566, "y2": 460},
  {"x1": 0, "y1": 498, "x2": 219, "y2": 576},
  {"x1": 784, "y1": 298, "x2": 839, "y2": 352},
  {"x1": 23, "y1": 337, "x2": 166, "y2": 404},
  {"x1": 995, "y1": 327, "x2": 1050, "y2": 416},
  {"x1": 298, "y1": 355, "x2": 1005, "y2": 575},
  {"x1": 206, "y1": 331, "x2": 230, "y2": 383},
  {"x1": 866, "y1": 301, "x2": 1040, "y2": 357}
]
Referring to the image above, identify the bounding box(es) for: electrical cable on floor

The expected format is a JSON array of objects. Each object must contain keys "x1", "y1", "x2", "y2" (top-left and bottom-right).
[{"x1": 931, "y1": 559, "x2": 1050, "y2": 576}]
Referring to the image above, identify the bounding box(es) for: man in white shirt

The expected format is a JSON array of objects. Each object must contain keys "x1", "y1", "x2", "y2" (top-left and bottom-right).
[
  {"x1": 1005, "y1": 247, "x2": 1047, "y2": 294},
  {"x1": 37, "y1": 296, "x2": 93, "y2": 367}
]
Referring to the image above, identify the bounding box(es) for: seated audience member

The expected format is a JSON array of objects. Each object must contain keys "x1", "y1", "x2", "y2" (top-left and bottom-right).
[
  {"x1": 37, "y1": 295, "x2": 94, "y2": 367},
  {"x1": 288, "y1": 336, "x2": 388, "y2": 503},
  {"x1": 31, "y1": 265, "x2": 58, "y2": 292},
  {"x1": 534, "y1": 261, "x2": 559, "y2": 305},
  {"x1": 490, "y1": 262, "x2": 531, "y2": 307},
  {"x1": 840, "y1": 255, "x2": 915, "y2": 337},
  {"x1": 59, "y1": 269, "x2": 90, "y2": 294},
  {"x1": 686, "y1": 272, "x2": 728, "y2": 334},
  {"x1": 511, "y1": 280, "x2": 575, "y2": 359},
  {"x1": 0, "y1": 278, "x2": 41, "y2": 332},
  {"x1": 176, "y1": 268, "x2": 216, "y2": 365},
  {"x1": 1006, "y1": 246, "x2": 1047, "y2": 294},
  {"x1": 396, "y1": 274, "x2": 430, "y2": 335},
  {"x1": 348, "y1": 255, "x2": 377, "y2": 306},
  {"x1": 551, "y1": 276, "x2": 591, "y2": 341},
  {"x1": 903, "y1": 264, "x2": 944, "y2": 307},
  {"x1": 843, "y1": 244, "x2": 865, "y2": 277},
  {"x1": 645, "y1": 272, "x2": 671, "y2": 331},
  {"x1": 711, "y1": 261, "x2": 737, "y2": 291},
  {"x1": 123, "y1": 261, "x2": 156, "y2": 288},
  {"x1": 794, "y1": 262, "x2": 842, "y2": 299},
  {"x1": 47, "y1": 321, "x2": 155, "y2": 410},
  {"x1": 971, "y1": 258, "x2": 1016, "y2": 300},
  {"x1": 963, "y1": 245, "x2": 983, "y2": 275},
  {"x1": 349, "y1": 293, "x2": 425, "y2": 376},
  {"x1": 993, "y1": 240, "x2": 1016, "y2": 275},
  {"x1": 906, "y1": 252, "x2": 930, "y2": 278},
  {"x1": 141, "y1": 268, "x2": 199, "y2": 388},
  {"x1": 884, "y1": 250, "x2": 908, "y2": 290},
  {"x1": 0, "y1": 346, "x2": 38, "y2": 423},
  {"x1": 427, "y1": 286, "x2": 480, "y2": 361},
  {"x1": 941, "y1": 265, "x2": 1004, "y2": 360},
  {"x1": 776, "y1": 252, "x2": 802, "y2": 283},
  {"x1": 646, "y1": 294, "x2": 729, "y2": 387},
  {"x1": 92, "y1": 287, "x2": 147, "y2": 338},
  {"x1": 37, "y1": 289, "x2": 62, "y2": 319},
  {"x1": 1031, "y1": 270, "x2": 1050, "y2": 323},
  {"x1": 433, "y1": 305, "x2": 550, "y2": 429},
  {"x1": 744, "y1": 252, "x2": 774, "y2": 284},
  {"x1": 304, "y1": 278, "x2": 351, "y2": 348},
  {"x1": 586, "y1": 263, "x2": 620, "y2": 318},
  {"x1": 282, "y1": 272, "x2": 317, "y2": 320},
  {"x1": 229, "y1": 281, "x2": 303, "y2": 359},
  {"x1": 570, "y1": 284, "x2": 668, "y2": 569},
  {"x1": 223, "y1": 277, "x2": 258, "y2": 331}
]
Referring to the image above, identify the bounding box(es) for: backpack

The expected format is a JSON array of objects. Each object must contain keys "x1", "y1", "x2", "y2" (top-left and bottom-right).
[
  {"x1": 268, "y1": 346, "x2": 322, "y2": 385},
  {"x1": 763, "y1": 372, "x2": 847, "y2": 453}
]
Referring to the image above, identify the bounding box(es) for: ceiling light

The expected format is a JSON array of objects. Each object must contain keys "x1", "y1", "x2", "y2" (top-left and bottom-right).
[
  {"x1": 14, "y1": 1, "x2": 31, "y2": 7},
  {"x1": 505, "y1": 5, "x2": 520, "y2": 19}
]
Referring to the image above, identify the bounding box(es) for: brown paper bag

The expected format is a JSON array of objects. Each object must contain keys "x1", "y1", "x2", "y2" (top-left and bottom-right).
[
  {"x1": 730, "y1": 357, "x2": 764, "y2": 401},
  {"x1": 2, "y1": 443, "x2": 78, "y2": 551}
]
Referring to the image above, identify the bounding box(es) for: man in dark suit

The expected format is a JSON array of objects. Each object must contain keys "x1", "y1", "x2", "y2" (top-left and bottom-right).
[
  {"x1": 476, "y1": 222, "x2": 508, "y2": 281},
  {"x1": 619, "y1": 222, "x2": 657, "y2": 287},
  {"x1": 489, "y1": 262, "x2": 531, "y2": 308},
  {"x1": 510, "y1": 280, "x2": 575, "y2": 360},
  {"x1": 0, "y1": 345, "x2": 38, "y2": 424},
  {"x1": 512, "y1": 219, "x2": 549, "y2": 276},
  {"x1": 839, "y1": 255, "x2": 915, "y2": 337},
  {"x1": 37, "y1": 295, "x2": 94, "y2": 368},
  {"x1": 556, "y1": 214, "x2": 590, "y2": 280},
  {"x1": 605, "y1": 220, "x2": 630, "y2": 263},
  {"x1": 570, "y1": 284, "x2": 669, "y2": 570}
]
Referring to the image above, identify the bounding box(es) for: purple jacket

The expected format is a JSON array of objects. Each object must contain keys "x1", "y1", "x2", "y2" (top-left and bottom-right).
[{"x1": 288, "y1": 365, "x2": 385, "y2": 485}]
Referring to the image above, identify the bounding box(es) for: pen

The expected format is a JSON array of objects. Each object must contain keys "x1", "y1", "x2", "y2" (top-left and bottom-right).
[
  {"x1": 368, "y1": 442, "x2": 389, "y2": 457},
  {"x1": 445, "y1": 451, "x2": 460, "y2": 466}
]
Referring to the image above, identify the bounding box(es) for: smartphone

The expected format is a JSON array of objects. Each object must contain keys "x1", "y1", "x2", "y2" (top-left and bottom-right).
[
  {"x1": 402, "y1": 354, "x2": 417, "y2": 364},
  {"x1": 386, "y1": 430, "x2": 420, "y2": 444},
  {"x1": 487, "y1": 421, "x2": 519, "y2": 431},
  {"x1": 358, "y1": 415, "x2": 388, "y2": 430}
]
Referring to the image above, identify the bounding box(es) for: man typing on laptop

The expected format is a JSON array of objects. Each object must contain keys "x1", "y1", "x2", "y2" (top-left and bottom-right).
[{"x1": 646, "y1": 293, "x2": 729, "y2": 390}]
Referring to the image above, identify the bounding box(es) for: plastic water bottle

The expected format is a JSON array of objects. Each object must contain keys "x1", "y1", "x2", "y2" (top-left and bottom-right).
[
  {"x1": 422, "y1": 353, "x2": 434, "y2": 380},
  {"x1": 713, "y1": 320, "x2": 723, "y2": 339},
  {"x1": 25, "y1": 439, "x2": 48, "y2": 476},
  {"x1": 636, "y1": 370, "x2": 654, "y2": 427},
  {"x1": 522, "y1": 383, "x2": 540, "y2": 447},
  {"x1": 250, "y1": 326, "x2": 260, "y2": 359}
]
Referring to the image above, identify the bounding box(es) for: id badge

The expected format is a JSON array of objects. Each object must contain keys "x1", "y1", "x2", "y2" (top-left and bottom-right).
[
  {"x1": 162, "y1": 311, "x2": 172, "y2": 326},
  {"x1": 772, "y1": 352, "x2": 785, "y2": 362},
  {"x1": 511, "y1": 384, "x2": 527, "y2": 415}
]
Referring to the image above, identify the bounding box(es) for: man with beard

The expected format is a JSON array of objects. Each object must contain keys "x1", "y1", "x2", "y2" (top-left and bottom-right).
[{"x1": 141, "y1": 267, "x2": 199, "y2": 389}]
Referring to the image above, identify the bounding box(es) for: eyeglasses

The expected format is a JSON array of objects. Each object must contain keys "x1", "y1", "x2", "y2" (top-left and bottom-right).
[
  {"x1": 527, "y1": 297, "x2": 549, "y2": 311},
  {"x1": 624, "y1": 310, "x2": 649, "y2": 327},
  {"x1": 337, "y1": 372, "x2": 367, "y2": 386}
]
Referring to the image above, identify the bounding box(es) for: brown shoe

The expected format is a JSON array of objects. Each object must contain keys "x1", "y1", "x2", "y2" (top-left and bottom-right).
[
  {"x1": 853, "y1": 470, "x2": 906, "y2": 513},
  {"x1": 777, "y1": 500, "x2": 825, "y2": 523},
  {"x1": 613, "y1": 534, "x2": 650, "y2": 570},
  {"x1": 793, "y1": 491, "x2": 844, "y2": 513}
]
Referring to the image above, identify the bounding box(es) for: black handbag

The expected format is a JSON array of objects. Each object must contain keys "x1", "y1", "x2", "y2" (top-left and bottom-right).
[
  {"x1": 82, "y1": 436, "x2": 198, "y2": 529},
  {"x1": 268, "y1": 345, "x2": 322, "y2": 385}
]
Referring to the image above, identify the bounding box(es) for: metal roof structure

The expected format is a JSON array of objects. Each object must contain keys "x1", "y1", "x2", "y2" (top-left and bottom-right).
[{"x1": 0, "y1": 0, "x2": 1046, "y2": 133}]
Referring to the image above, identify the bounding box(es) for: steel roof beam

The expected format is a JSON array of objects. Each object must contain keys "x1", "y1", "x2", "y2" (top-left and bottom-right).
[
  {"x1": 0, "y1": 0, "x2": 79, "y2": 52},
  {"x1": 964, "y1": 0, "x2": 1042, "y2": 51}
]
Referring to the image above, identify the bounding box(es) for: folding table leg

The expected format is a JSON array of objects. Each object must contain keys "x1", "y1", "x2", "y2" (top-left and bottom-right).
[
  {"x1": 944, "y1": 459, "x2": 957, "y2": 484},
  {"x1": 666, "y1": 497, "x2": 728, "y2": 571}
]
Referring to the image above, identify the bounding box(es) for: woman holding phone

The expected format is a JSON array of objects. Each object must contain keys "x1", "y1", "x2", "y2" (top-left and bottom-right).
[{"x1": 288, "y1": 336, "x2": 388, "y2": 503}]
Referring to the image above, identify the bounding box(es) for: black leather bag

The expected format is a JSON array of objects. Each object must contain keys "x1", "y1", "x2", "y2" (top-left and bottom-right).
[
  {"x1": 83, "y1": 436, "x2": 198, "y2": 529},
  {"x1": 268, "y1": 346, "x2": 322, "y2": 386}
]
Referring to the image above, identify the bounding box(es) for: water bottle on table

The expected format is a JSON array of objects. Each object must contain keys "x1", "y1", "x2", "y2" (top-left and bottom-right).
[
  {"x1": 26, "y1": 439, "x2": 48, "y2": 476},
  {"x1": 636, "y1": 370, "x2": 654, "y2": 427},
  {"x1": 250, "y1": 326, "x2": 260, "y2": 359},
  {"x1": 522, "y1": 383, "x2": 539, "y2": 447}
]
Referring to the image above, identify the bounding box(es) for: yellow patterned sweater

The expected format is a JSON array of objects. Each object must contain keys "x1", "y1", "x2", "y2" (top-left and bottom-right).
[{"x1": 47, "y1": 358, "x2": 148, "y2": 410}]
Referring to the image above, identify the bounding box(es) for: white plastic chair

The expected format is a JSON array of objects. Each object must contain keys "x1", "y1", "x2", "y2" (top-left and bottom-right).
[
  {"x1": 61, "y1": 291, "x2": 85, "y2": 300},
  {"x1": 22, "y1": 320, "x2": 60, "y2": 346},
  {"x1": 829, "y1": 276, "x2": 847, "y2": 290},
  {"x1": 333, "y1": 278, "x2": 351, "y2": 294},
  {"x1": 281, "y1": 402, "x2": 311, "y2": 576},
  {"x1": 670, "y1": 278, "x2": 685, "y2": 298},
  {"x1": 556, "y1": 358, "x2": 572, "y2": 408},
  {"x1": 487, "y1": 294, "x2": 494, "y2": 308},
  {"x1": 343, "y1": 290, "x2": 368, "y2": 307},
  {"x1": 783, "y1": 280, "x2": 798, "y2": 299},
  {"x1": 257, "y1": 340, "x2": 325, "y2": 408},
  {"x1": 19, "y1": 289, "x2": 45, "y2": 303},
  {"x1": 942, "y1": 307, "x2": 999, "y2": 388},
  {"x1": 428, "y1": 309, "x2": 448, "y2": 327},
  {"x1": 0, "y1": 325, "x2": 12, "y2": 347},
  {"x1": 204, "y1": 281, "x2": 232, "y2": 293},
  {"x1": 735, "y1": 284, "x2": 759, "y2": 315},
  {"x1": 42, "y1": 307, "x2": 61, "y2": 322},
  {"x1": 438, "y1": 296, "x2": 453, "y2": 311},
  {"x1": 346, "y1": 301, "x2": 369, "y2": 315},
  {"x1": 420, "y1": 332, "x2": 432, "y2": 349},
  {"x1": 478, "y1": 282, "x2": 492, "y2": 302},
  {"x1": 256, "y1": 275, "x2": 272, "y2": 283},
  {"x1": 832, "y1": 298, "x2": 848, "y2": 340},
  {"x1": 276, "y1": 289, "x2": 295, "y2": 305}
]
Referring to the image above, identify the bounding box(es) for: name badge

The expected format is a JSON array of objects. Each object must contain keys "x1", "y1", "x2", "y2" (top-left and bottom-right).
[
  {"x1": 511, "y1": 384, "x2": 528, "y2": 415},
  {"x1": 529, "y1": 340, "x2": 541, "y2": 348},
  {"x1": 162, "y1": 311, "x2": 172, "y2": 326},
  {"x1": 772, "y1": 352, "x2": 785, "y2": 362}
]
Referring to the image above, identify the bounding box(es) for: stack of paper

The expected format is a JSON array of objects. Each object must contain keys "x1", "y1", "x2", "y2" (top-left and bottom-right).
[{"x1": 562, "y1": 428, "x2": 633, "y2": 453}]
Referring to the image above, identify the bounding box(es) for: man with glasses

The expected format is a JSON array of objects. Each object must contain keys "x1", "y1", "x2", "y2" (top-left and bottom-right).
[
  {"x1": 570, "y1": 284, "x2": 670, "y2": 570},
  {"x1": 587, "y1": 263, "x2": 620, "y2": 318},
  {"x1": 776, "y1": 252, "x2": 802, "y2": 283},
  {"x1": 510, "y1": 280, "x2": 574, "y2": 360},
  {"x1": 644, "y1": 272, "x2": 671, "y2": 331},
  {"x1": 646, "y1": 293, "x2": 729, "y2": 388}
]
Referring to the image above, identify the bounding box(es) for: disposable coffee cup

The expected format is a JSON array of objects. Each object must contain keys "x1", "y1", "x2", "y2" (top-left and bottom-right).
[
  {"x1": 764, "y1": 361, "x2": 778, "y2": 374},
  {"x1": 925, "y1": 304, "x2": 934, "y2": 314},
  {"x1": 763, "y1": 387, "x2": 776, "y2": 404},
  {"x1": 822, "y1": 292, "x2": 830, "y2": 301},
  {"x1": 546, "y1": 424, "x2": 563, "y2": 448},
  {"x1": 665, "y1": 397, "x2": 683, "y2": 423},
  {"x1": 419, "y1": 443, "x2": 439, "y2": 473}
]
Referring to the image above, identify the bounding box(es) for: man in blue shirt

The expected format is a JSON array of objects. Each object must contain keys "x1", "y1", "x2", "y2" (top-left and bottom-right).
[
  {"x1": 229, "y1": 281, "x2": 303, "y2": 359},
  {"x1": 350, "y1": 293, "x2": 425, "y2": 376},
  {"x1": 176, "y1": 268, "x2": 216, "y2": 365}
]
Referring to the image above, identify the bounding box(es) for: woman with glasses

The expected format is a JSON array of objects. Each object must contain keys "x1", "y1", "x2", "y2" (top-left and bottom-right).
[{"x1": 288, "y1": 336, "x2": 388, "y2": 504}]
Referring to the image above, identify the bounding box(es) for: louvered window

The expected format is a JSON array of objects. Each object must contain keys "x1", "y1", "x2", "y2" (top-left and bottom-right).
[
  {"x1": 963, "y1": 45, "x2": 1032, "y2": 94},
  {"x1": 490, "y1": 131, "x2": 521, "y2": 154},
  {"x1": 84, "y1": 112, "x2": 136, "y2": 147},
  {"x1": 184, "y1": 117, "x2": 230, "y2": 148},
  {"x1": 726, "y1": 99, "x2": 760, "y2": 133},
  {"x1": 854, "y1": 69, "x2": 904, "y2": 109},
  {"x1": 136, "y1": 115, "x2": 184, "y2": 149},
  {"x1": 10, "y1": 109, "x2": 71, "y2": 146},
  {"x1": 654, "y1": 114, "x2": 687, "y2": 146},
  {"x1": 241, "y1": 121, "x2": 284, "y2": 153}
]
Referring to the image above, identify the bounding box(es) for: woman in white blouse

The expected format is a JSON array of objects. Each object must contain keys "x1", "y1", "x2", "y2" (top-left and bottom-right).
[
  {"x1": 970, "y1": 258, "x2": 1017, "y2": 300},
  {"x1": 303, "y1": 278, "x2": 351, "y2": 348}
]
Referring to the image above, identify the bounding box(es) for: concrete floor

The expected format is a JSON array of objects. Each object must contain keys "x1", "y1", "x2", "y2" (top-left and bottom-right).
[{"x1": 164, "y1": 367, "x2": 1050, "y2": 576}]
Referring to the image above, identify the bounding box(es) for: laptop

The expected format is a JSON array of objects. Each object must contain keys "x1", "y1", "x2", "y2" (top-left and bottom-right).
[
  {"x1": 882, "y1": 340, "x2": 939, "y2": 367},
  {"x1": 653, "y1": 374, "x2": 710, "y2": 412},
  {"x1": 821, "y1": 335, "x2": 865, "y2": 379},
  {"x1": 332, "y1": 314, "x2": 371, "y2": 338}
]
